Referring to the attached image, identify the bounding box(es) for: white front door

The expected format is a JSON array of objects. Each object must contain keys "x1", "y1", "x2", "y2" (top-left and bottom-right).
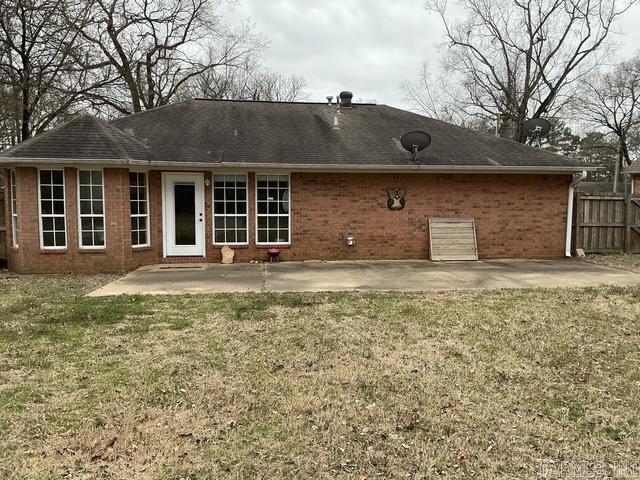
[{"x1": 163, "y1": 173, "x2": 205, "y2": 256}]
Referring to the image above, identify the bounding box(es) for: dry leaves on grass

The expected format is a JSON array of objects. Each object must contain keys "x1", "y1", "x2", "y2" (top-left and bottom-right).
[{"x1": 0, "y1": 277, "x2": 639, "y2": 478}]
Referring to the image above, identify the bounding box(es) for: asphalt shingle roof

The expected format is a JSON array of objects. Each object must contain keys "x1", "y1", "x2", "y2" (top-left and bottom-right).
[
  {"x1": 0, "y1": 114, "x2": 149, "y2": 161},
  {"x1": 625, "y1": 161, "x2": 640, "y2": 174},
  {"x1": 1, "y1": 99, "x2": 586, "y2": 170}
]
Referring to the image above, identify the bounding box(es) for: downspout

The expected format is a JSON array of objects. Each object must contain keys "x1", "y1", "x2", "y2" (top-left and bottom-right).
[{"x1": 565, "y1": 171, "x2": 587, "y2": 257}]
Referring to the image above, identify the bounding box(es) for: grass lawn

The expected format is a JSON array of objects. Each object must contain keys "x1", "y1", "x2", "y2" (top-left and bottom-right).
[{"x1": 1, "y1": 277, "x2": 639, "y2": 479}]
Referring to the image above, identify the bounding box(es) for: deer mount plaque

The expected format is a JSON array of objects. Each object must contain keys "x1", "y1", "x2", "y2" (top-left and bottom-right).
[{"x1": 386, "y1": 188, "x2": 406, "y2": 210}]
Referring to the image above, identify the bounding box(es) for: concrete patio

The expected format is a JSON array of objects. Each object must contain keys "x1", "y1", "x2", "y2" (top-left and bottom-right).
[{"x1": 88, "y1": 259, "x2": 640, "y2": 296}]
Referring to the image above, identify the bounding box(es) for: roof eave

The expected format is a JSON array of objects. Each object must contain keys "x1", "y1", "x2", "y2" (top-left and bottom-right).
[
  {"x1": 0, "y1": 157, "x2": 136, "y2": 165},
  {"x1": 0, "y1": 157, "x2": 594, "y2": 173},
  {"x1": 136, "y1": 160, "x2": 595, "y2": 173}
]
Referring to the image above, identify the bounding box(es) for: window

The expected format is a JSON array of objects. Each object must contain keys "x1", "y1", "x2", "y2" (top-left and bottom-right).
[
  {"x1": 213, "y1": 174, "x2": 248, "y2": 244},
  {"x1": 10, "y1": 169, "x2": 18, "y2": 247},
  {"x1": 130, "y1": 172, "x2": 149, "y2": 247},
  {"x1": 39, "y1": 170, "x2": 66, "y2": 248},
  {"x1": 256, "y1": 174, "x2": 290, "y2": 244},
  {"x1": 78, "y1": 170, "x2": 105, "y2": 248}
]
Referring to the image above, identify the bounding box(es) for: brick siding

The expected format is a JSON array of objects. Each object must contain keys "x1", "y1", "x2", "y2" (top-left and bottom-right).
[
  {"x1": 6, "y1": 167, "x2": 132, "y2": 273},
  {"x1": 5, "y1": 168, "x2": 572, "y2": 273}
]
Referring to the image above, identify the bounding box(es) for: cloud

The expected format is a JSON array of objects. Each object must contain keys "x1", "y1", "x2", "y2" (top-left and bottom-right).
[
  {"x1": 220, "y1": 0, "x2": 443, "y2": 107},
  {"x1": 220, "y1": 0, "x2": 640, "y2": 109}
]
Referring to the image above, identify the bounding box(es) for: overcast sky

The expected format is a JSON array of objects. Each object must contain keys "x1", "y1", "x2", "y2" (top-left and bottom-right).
[{"x1": 221, "y1": 0, "x2": 640, "y2": 110}]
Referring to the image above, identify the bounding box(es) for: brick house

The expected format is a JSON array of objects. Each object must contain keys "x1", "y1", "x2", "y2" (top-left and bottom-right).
[{"x1": 0, "y1": 95, "x2": 590, "y2": 273}]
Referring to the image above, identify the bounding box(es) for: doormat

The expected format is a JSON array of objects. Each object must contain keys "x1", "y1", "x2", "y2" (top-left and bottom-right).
[{"x1": 158, "y1": 265, "x2": 204, "y2": 270}]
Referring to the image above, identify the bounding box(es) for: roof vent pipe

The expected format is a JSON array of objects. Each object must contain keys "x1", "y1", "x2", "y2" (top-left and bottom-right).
[{"x1": 339, "y1": 91, "x2": 353, "y2": 108}]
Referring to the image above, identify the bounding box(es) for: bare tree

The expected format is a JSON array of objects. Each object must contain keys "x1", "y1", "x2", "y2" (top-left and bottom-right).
[
  {"x1": 186, "y1": 53, "x2": 308, "y2": 102},
  {"x1": 577, "y1": 131, "x2": 621, "y2": 181},
  {"x1": 401, "y1": 62, "x2": 485, "y2": 129},
  {"x1": 247, "y1": 70, "x2": 307, "y2": 102},
  {"x1": 63, "y1": 0, "x2": 262, "y2": 115},
  {"x1": 405, "y1": 0, "x2": 636, "y2": 142},
  {"x1": 0, "y1": 84, "x2": 17, "y2": 148},
  {"x1": 573, "y1": 55, "x2": 640, "y2": 190},
  {"x1": 0, "y1": 0, "x2": 111, "y2": 143}
]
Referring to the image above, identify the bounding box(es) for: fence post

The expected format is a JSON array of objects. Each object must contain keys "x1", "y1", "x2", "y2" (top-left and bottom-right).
[
  {"x1": 625, "y1": 193, "x2": 632, "y2": 253},
  {"x1": 0, "y1": 190, "x2": 5, "y2": 261},
  {"x1": 575, "y1": 192, "x2": 583, "y2": 252}
]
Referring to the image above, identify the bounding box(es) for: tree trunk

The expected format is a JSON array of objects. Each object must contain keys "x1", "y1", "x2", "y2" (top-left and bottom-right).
[
  {"x1": 21, "y1": 81, "x2": 31, "y2": 141},
  {"x1": 614, "y1": 138, "x2": 623, "y2": 193}
]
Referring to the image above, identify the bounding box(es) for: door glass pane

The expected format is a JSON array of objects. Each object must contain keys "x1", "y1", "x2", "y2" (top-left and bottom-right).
[{"x1": 174, "y1": 183, "x2": 195, "y2": 245}]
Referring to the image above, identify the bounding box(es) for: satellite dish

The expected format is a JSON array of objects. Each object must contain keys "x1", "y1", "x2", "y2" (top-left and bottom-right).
[
  {"x1": 522, "y1": 118, "x2": 551, "y2": 147},
  {"x1": 400, "y1": 130, "x2": 432, "y2": 161}
]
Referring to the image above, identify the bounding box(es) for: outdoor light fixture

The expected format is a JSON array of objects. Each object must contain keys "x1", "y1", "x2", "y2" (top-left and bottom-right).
[{"x1": 346, "y1": 235, "x2": 356, "y2": 246}]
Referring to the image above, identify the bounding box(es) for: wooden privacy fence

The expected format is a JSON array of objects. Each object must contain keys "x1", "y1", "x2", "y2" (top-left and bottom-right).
[
  {"x1": 0, "y1": 190, "x2": 5, "y2": 261},
  {"x1": 574, "y1": 192, "x2": 640, "y2": 253}
]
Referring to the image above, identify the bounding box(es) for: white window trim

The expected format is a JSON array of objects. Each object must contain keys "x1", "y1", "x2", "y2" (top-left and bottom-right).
[
  {"x1": 255, "y1": 173, "x2": 291, "y2": 246},
  {"x1": 77, "y1": 169, "x2": 106, "y2": 250},
  {"x1": 130, "y1": 170, "x2": 151, "y2": 248},
  {"x1": 37, "y1": 168, "x2": 67, "y2": 250},
  {"x1": 212, "y1": 172, "x2": 249, "y2": 246},
  {"x1": 10, "y1": 169, "x2": 18, "y2": 248}
]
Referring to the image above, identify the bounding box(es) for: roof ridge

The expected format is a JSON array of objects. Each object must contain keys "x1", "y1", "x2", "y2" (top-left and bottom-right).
[
  {"x1": 107, "y1": 98, "x2": 381, "y2": 126},
  {"x1": 108, "y1": 99, "x2": 194, "y2": 122},
  {"x1": 192, "y1": 98, "x2": 379, "y2": 106},
  {"x1": 89, "y1": 115, "x2": 149, "y2": 160}
]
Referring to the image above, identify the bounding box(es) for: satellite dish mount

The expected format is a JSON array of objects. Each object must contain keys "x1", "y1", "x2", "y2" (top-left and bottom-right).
[
  {"x1": 400, "y1": 130, "x2": 432, "y2": 162},
  {"x1": 522, "y1": 118, "x2": 551, "y2": 148}
]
